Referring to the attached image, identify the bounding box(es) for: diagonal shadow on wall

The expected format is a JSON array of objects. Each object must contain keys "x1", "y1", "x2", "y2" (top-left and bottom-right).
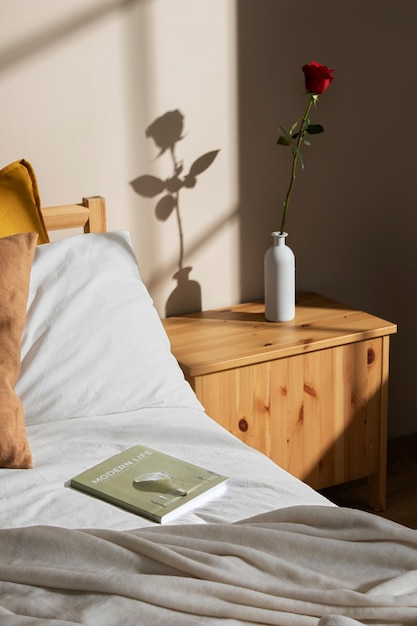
[{"x1": 0, "y1": 0, "x2": 141, "y2": 74}]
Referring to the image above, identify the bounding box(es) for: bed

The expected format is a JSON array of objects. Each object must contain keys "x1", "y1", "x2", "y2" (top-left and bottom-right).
[{"x1": 0, "y1": 171, "x2": 416, "y2": 624}]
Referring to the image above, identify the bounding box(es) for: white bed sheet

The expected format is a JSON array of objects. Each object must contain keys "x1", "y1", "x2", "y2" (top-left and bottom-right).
[{"x1": 0, "y1": 407, "x2": 332, "y2": 530}]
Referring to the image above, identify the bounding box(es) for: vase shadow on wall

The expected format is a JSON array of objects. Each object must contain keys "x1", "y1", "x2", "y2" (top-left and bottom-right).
[
  {"x1": 165, "y1": 266, "x2": 201, "y2": 317},
  {"x1": 130, "y1": 109, "x2": 219, "y2": 317}
]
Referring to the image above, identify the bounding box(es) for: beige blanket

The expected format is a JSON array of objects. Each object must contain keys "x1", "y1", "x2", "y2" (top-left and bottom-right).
[{"x1": 0, "y1": 505, "x2": 416, "y2": 625}]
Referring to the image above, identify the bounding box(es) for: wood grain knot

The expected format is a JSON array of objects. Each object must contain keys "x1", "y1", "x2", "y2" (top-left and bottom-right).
[
  {"x1": 304, "y1": 383, "x2": 317, "y2": 397},
  {"x1": 367, "y1": 348, "x2": 375, "y2": 365},
  {"x1": 264, "y1": 342, "x2": 273, "y2": 347},
  {"x1": 238, "y1": 418, "x2": 249, "y2": 432}
]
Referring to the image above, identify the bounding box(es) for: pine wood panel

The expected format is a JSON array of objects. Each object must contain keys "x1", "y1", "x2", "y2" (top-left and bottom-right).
[
  {"x1": 196, "y1": 339, "x2": 385, "y2": 494},
  {"x1": 199, "y1": 362, "x2": 272, "y2": 455},
  {"x1": 269, "y1": 340, "x2": 383, "y2": 491}
]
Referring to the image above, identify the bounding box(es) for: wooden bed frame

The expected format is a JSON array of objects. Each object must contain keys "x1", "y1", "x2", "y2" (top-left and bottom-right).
[{"x1": 41, "y1": 196, "x2": 107, "y2": 234}]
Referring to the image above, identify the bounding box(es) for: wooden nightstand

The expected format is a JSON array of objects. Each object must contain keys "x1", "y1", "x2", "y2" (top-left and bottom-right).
[{"x1": 162, "y1": 293, "x2": 397, "y2": 510}]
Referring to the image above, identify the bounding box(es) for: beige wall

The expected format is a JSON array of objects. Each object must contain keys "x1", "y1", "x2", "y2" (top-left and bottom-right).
[{"x1": 1, "y1": 0, "x2": 416, "y2": 438}]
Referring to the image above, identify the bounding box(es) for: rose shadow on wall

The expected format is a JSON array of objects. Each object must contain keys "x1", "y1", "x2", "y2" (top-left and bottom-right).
[{"x1": 130, "y1": 110, "x2": 219, "y2": 317}]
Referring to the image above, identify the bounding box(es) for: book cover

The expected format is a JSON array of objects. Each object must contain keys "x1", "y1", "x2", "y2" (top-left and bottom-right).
[{"x1": 70, "y1": 445, "x2": 227, "y2": 523}]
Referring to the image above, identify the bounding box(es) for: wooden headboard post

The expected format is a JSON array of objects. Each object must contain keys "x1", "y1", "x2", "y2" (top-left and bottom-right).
[{"x1": 41, "y1": 196, "x2": 106, "y2": 233}]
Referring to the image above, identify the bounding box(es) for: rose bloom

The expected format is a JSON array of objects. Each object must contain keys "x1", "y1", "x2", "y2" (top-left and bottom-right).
[{"x1": 302, "y1": 61, "x2": 334, "y2": 95}]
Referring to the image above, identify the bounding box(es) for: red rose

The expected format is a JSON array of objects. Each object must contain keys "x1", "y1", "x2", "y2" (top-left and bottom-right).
[{"x1": 302, "y1": 61, "x2": 335, "y2": 95}]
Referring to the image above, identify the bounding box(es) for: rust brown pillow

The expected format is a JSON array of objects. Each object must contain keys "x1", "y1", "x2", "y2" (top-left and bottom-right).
[{"x1": 0, "y1": 232, "x2": 37, "y2": 468}]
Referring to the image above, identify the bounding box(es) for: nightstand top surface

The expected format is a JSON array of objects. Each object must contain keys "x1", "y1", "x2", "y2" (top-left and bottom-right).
[{"x1": 162, "y1": 292, "x2": 397, "y2": 376}]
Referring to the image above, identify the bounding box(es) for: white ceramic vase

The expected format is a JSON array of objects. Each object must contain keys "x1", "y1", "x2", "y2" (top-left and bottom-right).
[{"x1": 264, "y1": 231, "x2": 295, "y2": 322}]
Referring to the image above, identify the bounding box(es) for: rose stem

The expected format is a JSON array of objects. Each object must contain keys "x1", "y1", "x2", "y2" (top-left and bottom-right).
[{"x1": 279, "y1": 94, "x2": 315, "y2": 234}]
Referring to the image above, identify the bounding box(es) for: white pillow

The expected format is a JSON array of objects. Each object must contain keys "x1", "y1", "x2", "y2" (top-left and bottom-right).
[{"x1": 16, "y1": 231, "x2": 202, "y2": 423}]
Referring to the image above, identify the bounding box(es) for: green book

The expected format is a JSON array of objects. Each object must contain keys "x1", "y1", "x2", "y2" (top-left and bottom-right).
[{"x1": 70, "y1": 445, "x2": 228, "y2": 524}]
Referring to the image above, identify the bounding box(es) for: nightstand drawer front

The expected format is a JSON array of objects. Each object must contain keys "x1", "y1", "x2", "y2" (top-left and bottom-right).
[
  {"x1": 270, "y1": 339, "x2": 383, "y2": 489},
  {"x1": 193, "y1": 338, "x2": 384, "y2": 491}
]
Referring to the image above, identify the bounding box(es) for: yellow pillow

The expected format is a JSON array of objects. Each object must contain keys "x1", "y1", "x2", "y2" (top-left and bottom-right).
[
  {"x1": 0, "y1": 232, "x2": 38, "y2": 468},
  {"x1": 0, "y1": 159, "x2": 49, "y2": 244}
]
